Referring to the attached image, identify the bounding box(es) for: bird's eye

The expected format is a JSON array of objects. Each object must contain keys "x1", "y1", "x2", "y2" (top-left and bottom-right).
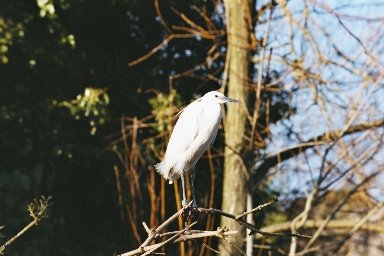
[{"x1": 215, "y1": 95, "x2": 218, "y2": 98}]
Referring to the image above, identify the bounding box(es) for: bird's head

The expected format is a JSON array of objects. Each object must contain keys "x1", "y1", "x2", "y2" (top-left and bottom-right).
[{"x1": 203, "y1": 91, "x2": 240, "y2": 104}]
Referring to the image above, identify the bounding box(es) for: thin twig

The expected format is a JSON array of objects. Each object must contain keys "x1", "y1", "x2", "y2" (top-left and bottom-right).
[
  {"x1": 120, "y1": 227, "x2": 238, "y2": 256},
  {"x1": 250, "y1": 0, "x2": 274, "y2": 150},
  {"x1": 202, "y1": 242, "x2": 220, "y2": 254},
  {"x1": 222, "y1": 235, "x2": 247, "y2": 256},
  {"x1": 303, "y1": 170, "x2": 381, "y2": 250},
  {"x1": 254, "y1": 119, "x2": 384, "y2": 186},
  {"x1": 331, "y1": 201, "x2": 384, "y2": 253},
  {"x1": 154, "y1": 0, "x2": 172, "y2": 33},
  {"x1": 118, "y1": 199, "x2": 310, "y2": 256},
  {"x1": 142, "y1": 222, "x2": 153, "y2": 236},
  {"x1": 256, "y1": 219, "x2": 384, "y2": 239},
  {"x1": 128, "y1": 34, "x2": 198, "y2": 67},
  {"x1": 236, "y1": 196, "x2": 278, "y2": 220},
  {"x1": 0, "y1": 196, "x2": 51, "y2": 255},
  {"x1": 200, "y1": 207, "x2": 310, "y2": 238},
  {"x1": 142, "y1": 222, "x2": 197, "y2": 256},
  {"x1": 141, "y1": 201, "x2": 193, "y2": 247}
]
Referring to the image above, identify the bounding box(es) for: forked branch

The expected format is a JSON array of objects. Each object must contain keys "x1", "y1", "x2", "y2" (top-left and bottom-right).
[
  {"x1": 118, "y1": 197, "x2": 310, "y2": 256},
  {"x1": 0, "y1": 196, "x2": 52, "y2": 255},
  {"x1": 254, "y1": 119, "x2": 384, "y2": 183}
]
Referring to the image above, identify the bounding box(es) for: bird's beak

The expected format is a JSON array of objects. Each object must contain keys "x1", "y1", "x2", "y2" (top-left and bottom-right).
[{"x1": 224, "y1": 96, "x2": 240, "y2": 103}]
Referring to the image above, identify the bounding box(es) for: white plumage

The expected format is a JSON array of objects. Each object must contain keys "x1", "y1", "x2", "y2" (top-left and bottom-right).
[{"x1": 155, "y1": 91, "x2": 239, "y2": 206}]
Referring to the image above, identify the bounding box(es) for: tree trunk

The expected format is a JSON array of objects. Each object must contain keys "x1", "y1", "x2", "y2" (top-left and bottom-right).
[{"x1": 219, "y1": 0, "x2": 250, "y2": 254}]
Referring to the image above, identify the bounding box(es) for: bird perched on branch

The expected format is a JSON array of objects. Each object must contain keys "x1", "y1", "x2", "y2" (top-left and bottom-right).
[{"x1": 155, "y1": 91, "x2": 240, "y2": 207}]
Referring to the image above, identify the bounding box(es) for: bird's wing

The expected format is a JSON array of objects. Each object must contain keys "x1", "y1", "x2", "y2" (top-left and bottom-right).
[
  {"x1": 175, "y1": 97, "x2": 202, "y2": 117},
  {"x1": 156, "y1": 100, "x2": 202, "y2": 182},
  {"x1": 163, "y1": 101, "x2": 202, "y2": 160},
  {"x1": 180, "y1": 104, "x2": 222, "y2": 169},
  {"x1": 196, "y1": 104, "x2": 221, "y2": 149},
  {"x1": 208, "y1": 122, "x2": 220, "y2": 148}
]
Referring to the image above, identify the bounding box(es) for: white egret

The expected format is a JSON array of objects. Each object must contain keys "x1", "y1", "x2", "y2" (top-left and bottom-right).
[{"x1": 155, "y1": 91, "x2": 240, "y2": 207}]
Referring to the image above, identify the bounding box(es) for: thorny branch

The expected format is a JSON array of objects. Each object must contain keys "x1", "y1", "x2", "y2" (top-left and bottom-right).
[{"x1": 118, "y1": 197, "x2": 310, "y2": 256}]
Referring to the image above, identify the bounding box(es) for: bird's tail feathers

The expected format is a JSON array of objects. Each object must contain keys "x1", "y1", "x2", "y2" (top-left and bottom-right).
[
  {"x1": 154, "y1": 160, "x2": 168, "y2": 177},
  {"x1": 155, "y1": 157, "x2": 184, "y2": 184},
  {"x1": 155, "y1": 159, "x2": 175, "y2": 184}
]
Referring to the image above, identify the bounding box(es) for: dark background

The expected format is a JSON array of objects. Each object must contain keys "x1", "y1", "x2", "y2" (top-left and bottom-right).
[{"x1": 0, "y1": 1, "x2": 225, "y2": 255}]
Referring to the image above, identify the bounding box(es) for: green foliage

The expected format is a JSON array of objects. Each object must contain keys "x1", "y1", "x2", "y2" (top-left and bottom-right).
[
  {"x1": 149, "y1": 89, "x2": 181, "y2": 132},
  {"x1": 56, "y1": 87, "x2": 110, "y2": 135},
  {"x1": 0, "y1": 18, "x2": 24, "y2": 64},
  {"x1": 36, "y1": 0, "x2": 56, "y2": 18}
]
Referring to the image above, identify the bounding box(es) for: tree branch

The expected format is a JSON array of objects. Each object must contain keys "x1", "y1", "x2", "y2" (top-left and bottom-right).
[
  {"x1": 140, "y1": 201, "x2": 193, "y2": 247},
  {"x1": 331, "y1": 201, "x2": 384, "y2": 253},
  {"x1": 0, "y1": 196, "x2": 51, "y2": 255},
  {"x1": 118, "y1": 198, "x2": 309, "y2": 256},
  {"x1": 201, "y1": 207, "x2": 310, "y2": 238},
  {"x1": 128, "y1": 34, "x2": 198, "y2": 67},
  {"x1": 254, "y1": 119, "x2": 384, "y2": 183},
  {"x1": 256, "y1": 219, "x2": 384, "y2": 239}
]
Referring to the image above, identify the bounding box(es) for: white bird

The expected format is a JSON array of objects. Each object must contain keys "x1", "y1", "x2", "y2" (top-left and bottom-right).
[{"x1": 155, "y1": 91, "x2": 239, "y2": 207}]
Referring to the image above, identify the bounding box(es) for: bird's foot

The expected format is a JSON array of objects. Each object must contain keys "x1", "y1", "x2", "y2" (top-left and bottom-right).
[
  {"x1": 180, "y1": 200, "x2": 191, "y2": 217},
  {"x1": 181, "y1": 200, "x2": 201, "y2": 222},
  {"x1": 191, "y1": 199, "x2": 198, "y2": 208}
]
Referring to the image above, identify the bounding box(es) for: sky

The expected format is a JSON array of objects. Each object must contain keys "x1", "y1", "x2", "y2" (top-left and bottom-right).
[{"x1": 252, "y1": 0, "x2": 384, "y2": 200}]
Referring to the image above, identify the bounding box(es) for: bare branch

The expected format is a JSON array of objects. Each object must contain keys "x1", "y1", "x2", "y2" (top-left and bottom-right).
[
  {"x1": 128, "y1": 34, "x2": 197, "y2": 67},
  {"x1": 236, "y1": 195, "x2": 278, "y2": 219},
  {"x1": 0, "y1": 196, "x2": 52, "y2": 255},
  {"x1": 303, "y1": 170, "x2": 381, "y2": 250},
  {"x1": 331, "y1": 201, "x2": 384, "y2": 253},
  {"x1": 256, "y1": 219, "x2": 384, "y2": 239},
  {"x1": 200, "y1": 206, "x2": 310, "y2": 239},
  {"x1": 154, "y1": 0, "x2": 172, "y2": 33},
  {"x1": 141, "y1": 201, "x2": 193, "y2": 248},
  {"x1": 118, "y1": 198, "x2": 310, "y2": 256},
  {"x1": 254, "y1": 119, "x2": 384, "y2": 183}
]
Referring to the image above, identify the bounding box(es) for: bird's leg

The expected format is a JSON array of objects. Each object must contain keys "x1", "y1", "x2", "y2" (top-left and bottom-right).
[
  {"x1": 190, "y1": 171, "x2": 197, "y2": 208},
  {"x1": 181, "y1": 173, "x2": 188, "y2": 207}
]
